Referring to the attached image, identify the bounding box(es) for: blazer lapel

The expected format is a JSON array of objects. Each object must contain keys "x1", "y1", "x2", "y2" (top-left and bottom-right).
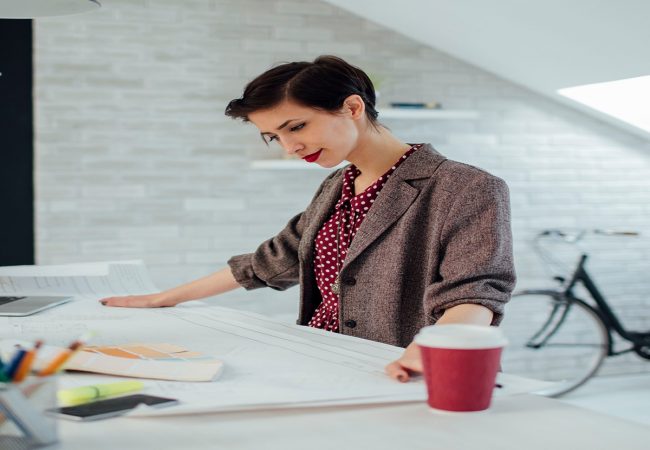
[
  {"x1": 343, "y1": 146, "x2": 447, "y2": 270},
  {"x1": 342, "y1": 180, "x2": 419, "y2": 269},
  {"x1": 299, "y1": 145, "x2": 447, "y2": 268}
]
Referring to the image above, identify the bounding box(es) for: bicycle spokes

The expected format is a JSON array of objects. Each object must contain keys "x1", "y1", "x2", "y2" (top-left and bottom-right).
[{"x1": 500, "y1": 294, "x2": 609, "y2": 397}]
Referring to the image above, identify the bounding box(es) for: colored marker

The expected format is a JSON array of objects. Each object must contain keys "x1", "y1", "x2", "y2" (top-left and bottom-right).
[
  {"x1": 0, "y1": 354, "x2": 9, "y2": 383},
  {"x1": 13, "y1": 340, "x2": 43, "y2": 382},
  {"x1": 4, "y1": 347, "x2": 27, "y2": 381},
  {"x1": 38, "y1": 341, "x2": 83, "y2": 377},
  {"x1": 37, "y1": 331, "x2": 94, "y2": 377},
  {"x1": 58, "y1": 380, "x2": 144, "y2": 406}
]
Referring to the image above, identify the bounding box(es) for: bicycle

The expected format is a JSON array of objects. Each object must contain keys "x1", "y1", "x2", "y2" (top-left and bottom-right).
[{"x1": 500, "y1": 229, "x2": 650, "y2": 397}]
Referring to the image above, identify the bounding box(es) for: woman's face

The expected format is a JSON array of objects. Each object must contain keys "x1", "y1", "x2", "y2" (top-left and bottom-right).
[{"x1": 247, "y1": 99, "x2": 361, "y2": 168}]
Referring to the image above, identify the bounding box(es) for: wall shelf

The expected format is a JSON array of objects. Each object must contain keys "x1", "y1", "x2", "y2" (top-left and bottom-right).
[{"x1": 377, "y1": 108, "x2": 480, "y2": 119}]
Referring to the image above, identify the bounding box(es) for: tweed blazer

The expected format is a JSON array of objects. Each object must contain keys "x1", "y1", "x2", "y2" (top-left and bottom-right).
[{"x1": 228, "y1": 145, "x2": 516, "y2": 348}]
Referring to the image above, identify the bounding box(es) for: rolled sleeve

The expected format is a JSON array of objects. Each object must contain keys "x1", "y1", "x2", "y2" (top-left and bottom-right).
[
  {"x1": 227, "y1": 212, "x2": 305, "y2": 291},
  {"x1": 425, "y1": 173, "x2": 516, "y2": 325},
  {"x1": 227, "y1": 169, "x2": 342, "y2": 293}
]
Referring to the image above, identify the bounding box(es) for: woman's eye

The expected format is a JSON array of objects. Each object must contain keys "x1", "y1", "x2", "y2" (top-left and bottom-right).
[
  {"x1": 268, "y1": 135, "x2": 278, "y2": 142},
  {"x1": 290, "y1": 123, "x2": 305, "y2": 132}
]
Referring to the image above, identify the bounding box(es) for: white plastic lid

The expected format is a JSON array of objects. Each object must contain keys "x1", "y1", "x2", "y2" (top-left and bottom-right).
[{"x1": 414, "y1": 324, "x2": 508, "y2": 349}]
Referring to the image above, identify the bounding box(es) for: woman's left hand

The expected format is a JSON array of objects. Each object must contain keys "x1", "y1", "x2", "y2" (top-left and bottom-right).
[
  {"x1": 385, "y1": 304, "x2": 494, "y2": 382},
  {"x1": 385, "y1": 341, "x2": 423, "y2": 382}
]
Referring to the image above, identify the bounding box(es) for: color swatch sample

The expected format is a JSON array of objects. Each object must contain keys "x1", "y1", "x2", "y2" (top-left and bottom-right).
[
  {"x1": 46, "y1": 343, "x2": 225, "y2": 381},
  {"x1": 82, "y1": 343, "x2": 213, "y2": 362}
]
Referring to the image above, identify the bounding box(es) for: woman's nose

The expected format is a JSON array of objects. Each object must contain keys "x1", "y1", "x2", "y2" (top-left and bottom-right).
[{"x1": 281, "y1": 138, "x2": 304, "y2": 155}]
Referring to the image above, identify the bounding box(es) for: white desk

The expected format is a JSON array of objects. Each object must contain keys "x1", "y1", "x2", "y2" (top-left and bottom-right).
[
  {"x1": 54, "y1": 394, "x2": 650, "y2": 450},
  {"x1": 2, "y1": 300, "x2": 649, "y2": 450}
]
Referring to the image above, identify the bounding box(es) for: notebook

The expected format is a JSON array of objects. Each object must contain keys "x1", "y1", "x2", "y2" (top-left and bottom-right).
[{"x1": 0, "y1": 295, "x2": 72, "y2": 316}]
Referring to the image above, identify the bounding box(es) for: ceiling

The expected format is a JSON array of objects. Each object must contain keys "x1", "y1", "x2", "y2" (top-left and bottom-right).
[{"x1": 323, "y1": 0, "x2": 650, "y2": 139}]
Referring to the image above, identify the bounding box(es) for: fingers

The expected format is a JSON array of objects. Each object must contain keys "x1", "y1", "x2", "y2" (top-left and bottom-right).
[
  {"x1": 399, "y1": 344, "x2": 424, "y2": 373},
  {"x1": 99, "y1": 297, "x2": 115, "y2": 306},
  {"x1": 402, "y1": 356, "x2": 423, "y2": 374},
  {"x1": 99, "y1": 296, "x2": 128, "y2": 307},
  {"x1": 385, "y1": 361, "x2": 411, "y2": 383},
  {"x1": 100, "y1": 295, "x2": 153, "y2": 308},
  {"x1": 385, "y1": 345, "x2": 425, "y2": 383}
]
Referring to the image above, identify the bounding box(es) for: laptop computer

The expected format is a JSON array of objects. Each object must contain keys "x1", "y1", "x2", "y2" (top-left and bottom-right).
[{"x1": 0, "y1": 295, "x2": 72, "y2": 316}]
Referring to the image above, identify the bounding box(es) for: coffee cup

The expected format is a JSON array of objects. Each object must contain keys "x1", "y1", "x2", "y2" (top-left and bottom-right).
[{"x1": 415, "y1": 324, "x2": 508, "y2": 412}]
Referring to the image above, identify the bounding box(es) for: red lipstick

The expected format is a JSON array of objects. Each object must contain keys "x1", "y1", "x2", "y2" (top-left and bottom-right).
[{"x1": 302, "y1": 149, "x2": 323, "y2": 163}]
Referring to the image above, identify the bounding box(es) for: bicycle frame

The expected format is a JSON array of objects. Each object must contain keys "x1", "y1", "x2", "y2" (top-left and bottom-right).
[
  {"x1": 562, "y1": 254, "x2": 649, "y2": 355},
  {"x1": 514, "y1": 289, "x2": 614, "y2": 355}
]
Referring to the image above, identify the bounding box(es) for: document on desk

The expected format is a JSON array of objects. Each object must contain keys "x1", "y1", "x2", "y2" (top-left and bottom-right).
[
  {"x1": 126, "y1": 306, "x2": 546, "y2": 416},
  {"x1": 0, "y1": 260, "x2": 157, "y2": 296}
]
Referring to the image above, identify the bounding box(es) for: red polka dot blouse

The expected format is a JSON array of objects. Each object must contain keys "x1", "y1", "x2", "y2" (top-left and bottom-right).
[{"x1": 308, "y1": 144, "x2": 423, "y2": 332}]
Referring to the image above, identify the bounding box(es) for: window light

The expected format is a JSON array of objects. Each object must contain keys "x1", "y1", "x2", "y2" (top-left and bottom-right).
[{"x1": 558, "y1": 75, "x2": 650, "y2": 134}]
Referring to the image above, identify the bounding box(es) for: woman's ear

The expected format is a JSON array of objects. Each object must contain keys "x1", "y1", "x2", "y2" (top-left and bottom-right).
[{"x1": 342, "y1": 94, "x2": 365, "y2": 120}]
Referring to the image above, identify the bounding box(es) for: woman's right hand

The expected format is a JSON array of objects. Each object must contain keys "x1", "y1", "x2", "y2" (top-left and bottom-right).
[
  {"x1": 100, "y1": 293, "x2": 179, "y2": 308},
  {"x1": 99, "y1": 267, "x2": 240, "y2": 309}
]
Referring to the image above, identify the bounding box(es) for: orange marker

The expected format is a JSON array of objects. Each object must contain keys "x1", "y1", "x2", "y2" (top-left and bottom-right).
[
  {"x1": 38, "y1": 341, "x2": 83, "y2": 377},
  {"x1": 13, "y1": 340, "x2": 43, "y2": 382}
]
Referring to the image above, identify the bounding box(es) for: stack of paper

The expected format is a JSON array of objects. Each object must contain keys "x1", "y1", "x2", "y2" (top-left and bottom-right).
[{"x1": 0, "y1": 260, "x2": 157, "y2": 297}]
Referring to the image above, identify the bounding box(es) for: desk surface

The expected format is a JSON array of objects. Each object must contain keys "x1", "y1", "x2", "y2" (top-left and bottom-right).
[
  {"x1": 2, "y1": 300, "x2": 649, "y2": 449},
  {"x1": 54, "y1": 394, "x2": 649, "y2": 450}
]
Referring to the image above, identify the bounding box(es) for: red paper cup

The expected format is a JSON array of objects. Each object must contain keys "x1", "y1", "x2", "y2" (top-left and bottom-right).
[{"x1": 415, "y1": 324, "x2": 508, "y2": 412}]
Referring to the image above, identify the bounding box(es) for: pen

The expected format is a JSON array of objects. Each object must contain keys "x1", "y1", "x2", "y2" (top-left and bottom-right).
[
  {"x1": 38, "y1": 341, "x2": 83, "y2": 377},
  {"x1": 13, "y1": 340, "x2": 43, "y2": 382},
  {"x1": 0, "y1": 356, "x2": 9, "y2": 383},
  {"x1": 4, "y1": 347, "x2": 27, "y2": 381},
  {"x1": 58, "y1": 380, "x2": 144, "y2": 406}
]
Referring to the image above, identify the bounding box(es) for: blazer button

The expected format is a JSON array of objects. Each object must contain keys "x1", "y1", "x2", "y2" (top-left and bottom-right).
[
  {"x1": 344, "y1": 319, "x2": 357, "y2": 328},
  {"x1": 343, "y1": 277, "x2": 356, "y2": 286}
]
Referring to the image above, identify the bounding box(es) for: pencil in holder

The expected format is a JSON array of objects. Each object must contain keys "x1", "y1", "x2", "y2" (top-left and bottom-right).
[{"x1": 0, "y1": 376, "x2": 58, "y2": 449}]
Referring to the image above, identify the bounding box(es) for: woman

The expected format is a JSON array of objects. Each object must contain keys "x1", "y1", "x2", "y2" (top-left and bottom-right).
[{"x1": 101, "y1": 55, "x2": 516, "y2": 382}]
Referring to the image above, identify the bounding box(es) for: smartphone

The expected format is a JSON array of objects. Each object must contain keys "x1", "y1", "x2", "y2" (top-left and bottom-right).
[{"x1": 46, "y1": 394, "x2": 179, "y2": 421}]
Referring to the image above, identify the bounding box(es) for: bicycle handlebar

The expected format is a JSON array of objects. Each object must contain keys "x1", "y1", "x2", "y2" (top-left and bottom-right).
[
  {"x1": 594, "y1": 230, "x2": 640, "y2": 236},
  {"x1": 532, "y1": 229, "x2": 641, "y2": 285},
  {"x1": 538, "y1": 229, "x2": 640, "y2": 242}
]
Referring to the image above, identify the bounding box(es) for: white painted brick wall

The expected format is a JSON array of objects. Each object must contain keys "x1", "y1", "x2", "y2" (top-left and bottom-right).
[{"x1": 34, "y1": 0, "x2": 650, "y2": 375}]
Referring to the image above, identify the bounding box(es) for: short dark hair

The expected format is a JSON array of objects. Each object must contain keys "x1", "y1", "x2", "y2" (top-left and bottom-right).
[{"x1": 225, "y1": 55, "x2": 379, "y2": 127}]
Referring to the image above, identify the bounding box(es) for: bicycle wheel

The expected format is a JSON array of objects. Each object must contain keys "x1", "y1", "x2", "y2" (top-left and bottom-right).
[{"x1": 499, "y1": 292, "x2": 609, "y2": 397}]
